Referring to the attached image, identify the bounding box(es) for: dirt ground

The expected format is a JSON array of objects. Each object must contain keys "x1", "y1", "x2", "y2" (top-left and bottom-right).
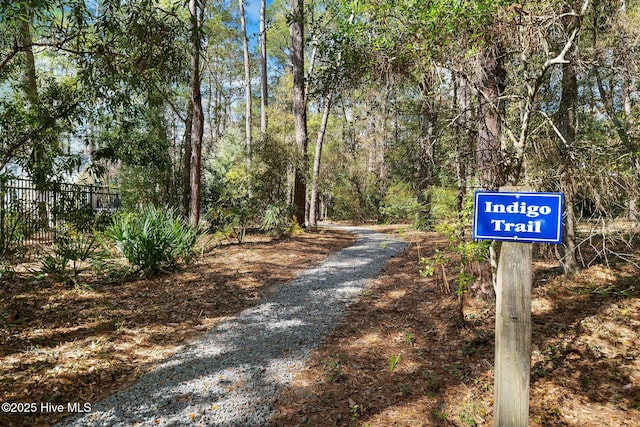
[
  {"x1": 271, "y1": 226, "x2": 640, "y2": 427},
  {"x1": 2, "y1": 225, "x2": 639, "y2": 426},
  {"x1": 0, "y1": 228, "x2": 356, "y2": 427}
]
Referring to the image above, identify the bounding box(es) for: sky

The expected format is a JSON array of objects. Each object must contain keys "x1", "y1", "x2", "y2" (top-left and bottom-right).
[{"x1": 244, "y1": 0, "x2": 275, "y2": 40}]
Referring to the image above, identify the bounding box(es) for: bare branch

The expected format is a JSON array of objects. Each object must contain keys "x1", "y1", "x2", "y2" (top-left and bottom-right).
[
  {"x1": 543, "y1": 0, "x2": 590, "y2": 68},
  {"x1": 0, "y1": 39, "x2": 20, "y2": 72}
]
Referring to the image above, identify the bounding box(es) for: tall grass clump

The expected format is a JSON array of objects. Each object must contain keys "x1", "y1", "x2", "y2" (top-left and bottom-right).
[{"x1": 106, "y1": 206, "x2": 199, "y2": 276}]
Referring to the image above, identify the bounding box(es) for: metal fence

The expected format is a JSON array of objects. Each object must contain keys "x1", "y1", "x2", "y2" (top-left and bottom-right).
[{"x1": 1, "y1": 178, "x2": 119, "y2": 253}]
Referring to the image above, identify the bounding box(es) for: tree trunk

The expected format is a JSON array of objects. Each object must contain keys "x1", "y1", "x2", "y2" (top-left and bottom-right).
[
  {"x1": 260, "y1": 0, "x2": 268, "y2": 140},
  {"x1": 309, "y1": 91, "x2": 332, "y2": 227},
  {"x1": 18, "y1": 14, "x2": 49, "y2": 228},
  {"x1": 416, "y1": 78, "x2": 436, "y2": 228},
  {"x1": 239, "y1": 0, "x2": 252, "y2": 178},
  {"x1": 189, "y1": 0, "x2": 204, "y2": 227},
  {"x1": 291, "y1": 0, "x2": 308, "y2": 226},
  {"x1": 182, "y1": 101, "x2": 193, "y2": 217},
  {"x1": 454, "y1": 74, "x2": 472, "y2": 218},
  {"x1": 622, "y1": 38, "x2": 639, "y2": 224},
  {"x1": 18, "y1": 21, "x2": 38, "y2": 106},
  {"x1": 557, "y1": 37, "x2": 579, "y2": 274},
  {"x1": 476, "y1": 45, "x2": 506, "y2": 191},
  {"x1": 560, "y1": 168, "x2": 579, "y2": 274},
  {"x1": 477, "y1": 44, "x2": 507, "y2": 292}
]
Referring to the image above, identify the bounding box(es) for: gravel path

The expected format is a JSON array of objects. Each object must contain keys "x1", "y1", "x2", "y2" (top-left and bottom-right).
[{"x1": 60, "y1": 226, "x2": 407, "y2": 427}]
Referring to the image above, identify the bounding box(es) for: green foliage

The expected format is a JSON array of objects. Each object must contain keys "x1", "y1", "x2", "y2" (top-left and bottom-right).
[
  {"x1": 106, "y1": 206, "x2": 199, "y2": 276},
  {"x1": 0, "y1": 78, "x2": 81, "y2": 182},
  {"x1": 419, "y1": 248, "x2": 449, "y2": 278},
  {"x1": 329, "y1": 172, "x2": 383, "y2": 222},
  {"x1": 323, "y1": 356, "x2": 347, "y2": 383},
  {"x1": 261, "y1": 202, "x2": 293, "y2": 237},
  {"x1": 431, "y1": 187, "x2": 459, "y2": 222},
  {"x1": 388, "y1": 353, "x2": 401, "y2": 372},
  {"x1": 349, "y1": 400, "x2": 361, "y2": 422},
  {"x1": 250, "y1": 133, "x2": 296, "y2": 206},
  {"x1": 48, "y1": 186, "x2": 115, "y2": 233},
  {"x1": 80, "y1": 0, "x2": 188, "y2": 111},
  {"x1": 419, "y1": 215, "x2": 491, "y2": 323},
  {"x1": 206, "y1": 200, "x2": 251, "y2": 243},
  {"x1": 379, "y1": 181, "x2": 423, "y2": 224},
  {"x1": 202, "y1": 129, "x2": 255, "y2": 241},
  {"x1": 0, "y1": 259, "x2": 14, "y2": 281},
  {"x1": 40, "y1": 231, "x2": 107, "y2": 283},
  {"x1": 0, "y1": 205, "x2": 28, "y2": 257}
]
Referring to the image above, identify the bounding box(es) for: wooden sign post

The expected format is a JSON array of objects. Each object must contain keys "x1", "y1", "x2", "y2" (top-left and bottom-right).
[
  {"x1": 472, "y1": 188, "x2": 564, "y2": 427},
  {"x1": 493, "y1": 240, "x2": 532, "y2": 426}
]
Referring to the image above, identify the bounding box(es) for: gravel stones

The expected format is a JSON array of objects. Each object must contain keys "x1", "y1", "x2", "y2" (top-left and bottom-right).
[{"x1": 59, "y1": 226, "x2": 406, "y2": 427}]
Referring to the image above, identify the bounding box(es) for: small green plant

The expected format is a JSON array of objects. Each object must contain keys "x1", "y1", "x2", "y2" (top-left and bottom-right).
[
  {"x1": 0, "y1": 260, "x2": 15, "y2": 280},
  {"x1": 398, "y1": 382, "x2": 412, "y2": 396},
  {"x1": 348, "y1": 400, "x2": 360, "y2": 422},
  {"x1": 388, "y1": 353, "x2": 401, "y2": 372},
  {"x1": 261, "y1": 203, "x2": 292, "y2": 237},
  {"x1": 40, "y1": 231, "x2": 106, "y2": 283},
  {"x1": 620, "y1": 285, "x2": 636, "y2": 298},
  {"x1": 462, "y1": 341, "x2": 478, "y2": 356},
  {"x1": 434, "y1": 408, "x2": 449, "y2": 421},
  {"x1": 419, "y1": 248, "x2": 451, "y2": 293},
  {"x1": 579, "y1": 372, "x2": 591, "y2": 387},
  {"x1": 287, "y1": 215, "x2": 304, "y2": 235},
  {"x1": 422, "y1": 370, "x2": 440, "y2": 391},
  {"x1": 0, "y1": 204, "x2": 28, "y2": 257},
  {"x1": 404, "y1": 331, "x2": 416, "y2": 345},
  {"x1": 379, "y1": 181, "x2": 423, "y2": 225},
  {"x1": 459, "y1": 400, "x2": 483, "y2": 426},
  {"x1": 106, "y1": 206, "x2": 199, "y2": 276},
  {"x1": 206, "y1": 203, "x2": 250, "y2": 243},
  {"x1": 323, "y1": 358, "x2": 346, "y2": 383},
  {"x1": 40, "y1": 252, "x2": 69, "y2": 282}
]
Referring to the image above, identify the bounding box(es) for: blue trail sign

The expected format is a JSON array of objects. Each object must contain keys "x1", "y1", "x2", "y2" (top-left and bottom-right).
[{"x1": 473, "y1": 191, "x2": 564, "y2": 244}]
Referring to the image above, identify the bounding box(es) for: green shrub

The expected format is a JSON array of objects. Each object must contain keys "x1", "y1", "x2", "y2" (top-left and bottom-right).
[
  {"x1": 205, "y1": 197, "x2": 252, "y2": 243},
  {"x1": 1, "y1": 210, "x2": 26, "y2": 257},
  {"x1": 379, "y1": 182, "x2": 423, "y2": 224},
  {"x1": 261, "y1": 203, "x2": 292, "y2": 237},
  {"x1": 40, "y1": 231, "x2": 107, "y2": 284},
  {"x1": 0, "y1": 260, "x2": 15, "y2": 280},
  {"x1": 106, "y1": 206, "x2": 199, "y2": 276},
  {"x1": 431, "y1": 187, "x2": 459, "y2": 222}
]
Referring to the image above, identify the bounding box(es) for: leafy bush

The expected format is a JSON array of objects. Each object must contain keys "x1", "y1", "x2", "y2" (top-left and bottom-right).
[
  {"x1": 40, "y1": 231, "x2": 107, "y2": 284},
  {"x1": 206, "y1": 197, "x2": 252, "y2": 243},
  {"x1": 329, "y1": 174, "x2": 382, "y2": 222},
  {"x1": 106, "y1": 206, "x2": 199, "y2": 275},
  {"x1": 0, "y1": 260, "x2": 14, "y2": 280},
  {"x1": 261, "y1": 203, "x2": 293, "y2": 237},
  {"x1": 0, "y1": 209, "x2": 27, "y2": 257},
  {"x1": 379, "y1": 182, "x2": 423, "y2": 224},
  {"x1": 431, "y1": 187, "x2": 459, "y2": 222}
]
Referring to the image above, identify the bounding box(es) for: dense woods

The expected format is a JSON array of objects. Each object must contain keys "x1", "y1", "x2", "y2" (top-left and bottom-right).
[
  {"x1": 2, "y1": 1, "x2": 639, "y2": 249},
  {"x1": 1, "y1": 2, "x2": 640, "y2": 426}
]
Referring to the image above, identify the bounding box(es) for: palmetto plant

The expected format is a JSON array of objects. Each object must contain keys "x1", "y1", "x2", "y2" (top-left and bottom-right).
[{"x1": 107, "y1": 206, "x2": 199, "y2": 276}]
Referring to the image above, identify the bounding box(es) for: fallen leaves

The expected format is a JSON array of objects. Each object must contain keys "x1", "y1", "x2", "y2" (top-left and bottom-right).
[
  {"x1": 0, "y1": 228, "x2": 356, "y2": 427},
  {"x1": 272, "y1": 227, "x2": 640, "y2": 427}
]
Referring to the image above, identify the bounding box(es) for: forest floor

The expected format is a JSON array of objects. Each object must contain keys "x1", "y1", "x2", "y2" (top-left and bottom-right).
[
  {"x1": 0, "y1": 228, "x2": 356, "y2": 427},
  {"x1": 271, "y1": 225, "x2": 640, "y2": 427},
  {"x1": 1, "y1": 225, "x2": 640, "y2": 426}
]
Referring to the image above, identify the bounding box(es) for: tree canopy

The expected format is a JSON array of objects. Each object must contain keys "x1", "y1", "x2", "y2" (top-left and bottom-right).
[{"x1": 1, "y1": 0, "x2": 639, "y2": 267}]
